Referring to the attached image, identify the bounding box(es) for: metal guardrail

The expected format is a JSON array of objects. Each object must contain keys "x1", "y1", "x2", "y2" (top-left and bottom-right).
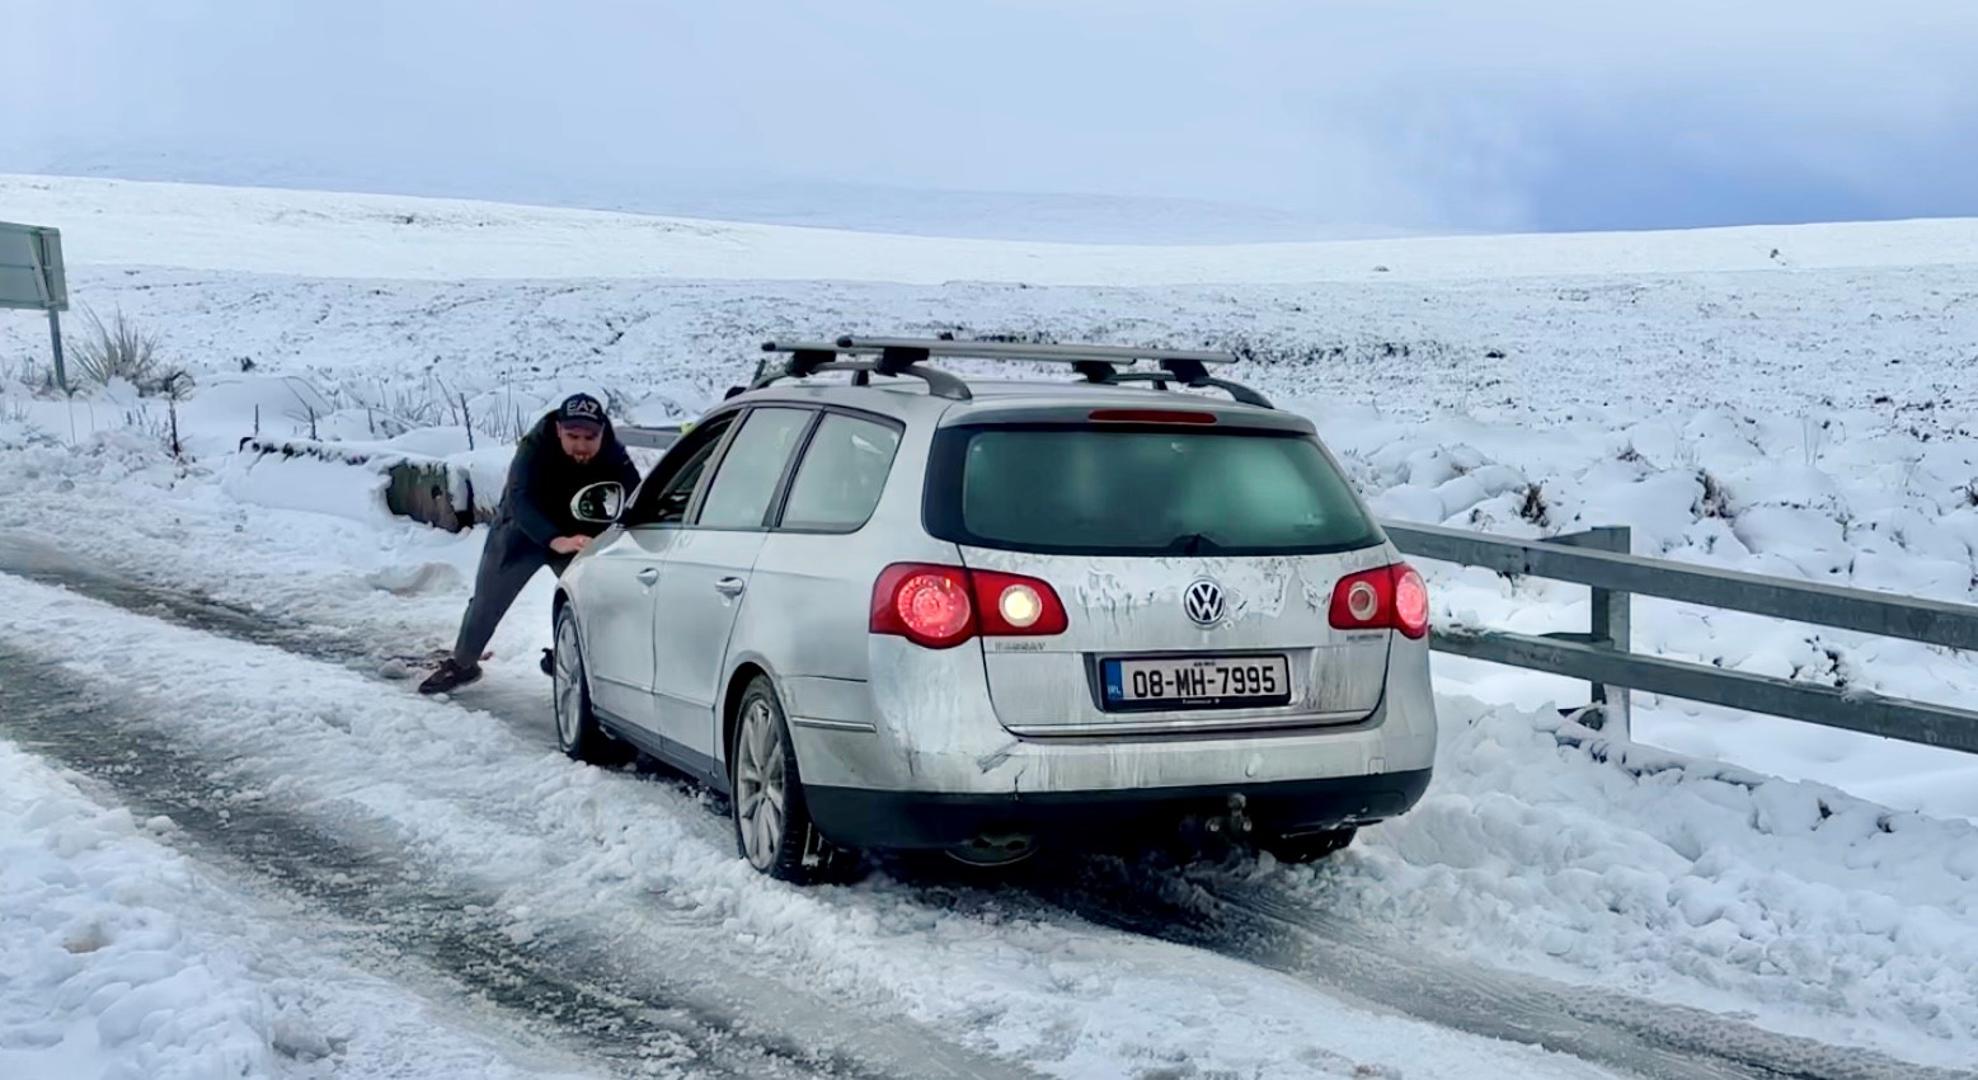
[{"x1": 1384, "y1": 521, "x2": 1978, "y2": 754}]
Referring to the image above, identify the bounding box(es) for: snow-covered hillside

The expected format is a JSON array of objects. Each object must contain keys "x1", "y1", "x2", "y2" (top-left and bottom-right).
[
  {"x1": 4, "y1": 175, "x2": 1973, "y2": 816},
  {"x1": 2, "y1": 174, "x2": 1976, "y2": 1078},
  {"x1": 8, "y1": 173, "x2": 1978, "y2": 284}
]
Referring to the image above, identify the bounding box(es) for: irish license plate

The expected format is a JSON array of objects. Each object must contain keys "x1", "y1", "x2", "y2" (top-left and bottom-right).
[{"x1": 1101, "y1": 655, "x2": 1292, "y2": 711}]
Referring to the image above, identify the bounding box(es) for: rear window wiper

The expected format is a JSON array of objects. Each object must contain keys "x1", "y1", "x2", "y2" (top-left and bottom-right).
[{"x1": 1167, "y1": 532, "x2": 1224, "y2": 555}]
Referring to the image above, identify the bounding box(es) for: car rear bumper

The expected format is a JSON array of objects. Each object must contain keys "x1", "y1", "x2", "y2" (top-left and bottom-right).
[
  {"x1": 783, "y1": 632, "x2": 1439, "y2": 798},
  {"x1": 804, "y1": 768, "x2": 1433, "y2": 850}
]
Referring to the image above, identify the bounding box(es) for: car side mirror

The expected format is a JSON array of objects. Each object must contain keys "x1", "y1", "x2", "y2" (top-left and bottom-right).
[{"x1": 570, "y1": 481, "x2": 624, "y2": 524}]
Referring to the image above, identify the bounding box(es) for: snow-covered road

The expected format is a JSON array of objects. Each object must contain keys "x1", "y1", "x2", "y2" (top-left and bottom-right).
[
  {"x1": 0, "y1": 562, "x2": 1648, "y2": 1080},
  {"x1": 1, "y1": 538, "x2": 1968, "y2": 1080},
  {"x1": 5, "y1": 651, "x2": 978, "y2": 1080}
]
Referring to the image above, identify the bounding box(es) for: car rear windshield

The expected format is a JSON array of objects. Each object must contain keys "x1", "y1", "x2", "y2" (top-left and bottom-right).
[{"x1": 925, "y1": 424, "x2": 1382, "y2": 556}]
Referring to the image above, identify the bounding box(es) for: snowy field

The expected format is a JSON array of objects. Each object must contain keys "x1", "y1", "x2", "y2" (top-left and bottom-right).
[{"x1": 2, "y1": 175, "x2": 1976, "y2": 1079}]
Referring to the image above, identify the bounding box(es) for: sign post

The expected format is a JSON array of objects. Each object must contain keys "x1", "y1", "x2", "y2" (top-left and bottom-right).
[
  {"x1": 48, "y1": 309, "x2": 67, "y2": 393},
  {"x1": 0, "y1": 222, "x2": 71, "y2": 392}
]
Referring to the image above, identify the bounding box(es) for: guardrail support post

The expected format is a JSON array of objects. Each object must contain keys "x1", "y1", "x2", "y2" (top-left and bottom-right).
[{"x1": 1550, "y1": 526, "x2": 1633, "y2": 739}]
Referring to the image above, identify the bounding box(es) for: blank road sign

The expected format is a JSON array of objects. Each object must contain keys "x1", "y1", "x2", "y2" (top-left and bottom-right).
[{"x1": 0, "y1": 223, "x2": 67, "y2": 312}]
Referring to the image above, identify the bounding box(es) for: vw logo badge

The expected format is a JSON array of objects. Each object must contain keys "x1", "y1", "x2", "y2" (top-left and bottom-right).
[{"x1": 1183, "y1": 579, "x2": 1227, "y2": 628}]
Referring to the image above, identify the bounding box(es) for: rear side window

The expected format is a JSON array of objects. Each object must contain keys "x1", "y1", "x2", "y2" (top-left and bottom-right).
[
  {"x1": 926, "y1": 425, "x2": 1380, "y2": 556},
  {"x1": 780, "y1": 413, "x2": 903, "y2": 531},
  {"x1": 696, "y1": 408, "x2": 811, "y2": 529}
]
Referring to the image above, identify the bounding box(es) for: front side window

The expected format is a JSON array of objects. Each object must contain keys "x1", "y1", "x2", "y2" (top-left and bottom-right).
[
  {"x1": 696, "y1": 408, "x2": 812, "y2": 529},
  {"x1": 622, "y1": 416, "x2": 732, "y2": 527}
]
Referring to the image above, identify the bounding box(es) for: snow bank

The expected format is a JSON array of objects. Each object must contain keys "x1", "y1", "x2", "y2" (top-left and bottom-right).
[
  {"x1": 0, "y1": 745, "x2": 276, "y2": 1080},
  {"x1": 218, "y1": 451, "x2": 394, "y2": 524},
  {"x1": 1303, "y1": 397, "x2": 1978, "y2": 820},
  {"x1": 0, "y1": 741, "x2": 591, "y2": 1080},
  {"x1": 1308, "y1": 698, "x2": 1978, "y2": 1065}
]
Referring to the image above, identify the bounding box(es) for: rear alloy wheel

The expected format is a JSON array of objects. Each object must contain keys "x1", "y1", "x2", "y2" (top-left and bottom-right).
[
  {"x1": 731, "y1": 676, "x2": 852, "y2": 883},
  {"x1": 553, "y1": 607, "x2": 630, "y2": 766},
  {"x1": 1259, "y1": 826, "x2": 1358, "y2": 864}
]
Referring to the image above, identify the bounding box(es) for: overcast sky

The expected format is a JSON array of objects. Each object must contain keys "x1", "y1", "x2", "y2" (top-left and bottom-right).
[{"x1": 8, "y1": 1, "x2": 1978, "y2": 235}]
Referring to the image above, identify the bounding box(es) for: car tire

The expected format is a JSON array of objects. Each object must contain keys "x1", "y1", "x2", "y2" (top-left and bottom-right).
[
  {"x1": 1260, "y1": 826, "x2": 1357, "y2": 864},
  {"x1": 731, "y1": 675, "x2": 855, "y2": 884},
  {"x1": 552, "y1": 606, "x2": 631, "y2": 766}
]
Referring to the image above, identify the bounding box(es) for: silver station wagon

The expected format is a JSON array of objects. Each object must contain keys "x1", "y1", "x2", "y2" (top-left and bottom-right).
[{"x1": 552, "y1": 338, "x2": 1436, "y2": 882}]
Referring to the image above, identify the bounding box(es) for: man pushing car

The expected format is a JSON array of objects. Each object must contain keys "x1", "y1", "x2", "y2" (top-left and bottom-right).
[{"x1": 420, "y1": 392, "x2": 640, "y2": 695}]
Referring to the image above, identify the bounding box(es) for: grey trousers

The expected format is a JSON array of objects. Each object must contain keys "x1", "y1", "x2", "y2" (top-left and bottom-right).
[{"x1": 450, "y1": 524, "x2": 573, "y2": 668}]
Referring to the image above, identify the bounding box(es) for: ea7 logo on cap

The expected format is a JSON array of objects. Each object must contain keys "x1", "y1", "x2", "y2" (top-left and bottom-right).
[{"x1": 561, "y1": 396, "x2": 602, "y2": 420}]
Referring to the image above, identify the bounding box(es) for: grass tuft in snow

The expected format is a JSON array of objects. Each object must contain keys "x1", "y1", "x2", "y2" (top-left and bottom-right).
[
  {"x1": 1695, "y1": 469, "x2": 1733, "y2": 520},
  {"x1": 1517, "y1": 483, "x2": 1551, "y2": 528},
  {"x1": 70, "y1": 307, "x2": 193, "y2": 398}
]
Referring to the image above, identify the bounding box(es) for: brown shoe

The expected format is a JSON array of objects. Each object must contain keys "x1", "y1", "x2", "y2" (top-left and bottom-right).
[{"x1": 418, "y1": 658, "x2": 482, "y2": 695}]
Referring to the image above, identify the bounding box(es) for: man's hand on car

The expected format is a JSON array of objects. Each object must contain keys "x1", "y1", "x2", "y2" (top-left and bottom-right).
[{"x1": 550, "y1": 535, "x2": 592, "y2": 555}]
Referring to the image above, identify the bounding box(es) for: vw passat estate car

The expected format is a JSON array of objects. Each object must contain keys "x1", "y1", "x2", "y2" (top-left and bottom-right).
[{"x1": 552, "y1": 338, "x2": 1436, "y2": 881}]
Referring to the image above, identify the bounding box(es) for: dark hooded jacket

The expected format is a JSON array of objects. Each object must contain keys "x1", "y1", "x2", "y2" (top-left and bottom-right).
[{"x1": 495, "y1": 411, "x2": 640, "y2": 551}]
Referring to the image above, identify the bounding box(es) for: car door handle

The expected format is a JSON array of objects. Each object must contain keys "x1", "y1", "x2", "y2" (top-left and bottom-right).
[
  {"x1": 636, "y1": 567, "x2": 660, "y2": 587},
  {"x1": 714, "y1": 577, "x2": 746, "y2": 597}
]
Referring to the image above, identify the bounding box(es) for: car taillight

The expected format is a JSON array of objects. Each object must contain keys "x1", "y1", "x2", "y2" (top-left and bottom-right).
[
  {"x1": 872, "y1": 565, "x2": 975, "y2": 648},
  {"x1": 1393, "y1": 566, "x2": 1430, "y2": 638},
  {"x1": 1328, "y1": 563, "x2": 1430, "y2": 639},
  {"x1": 870, "y1": 564, "x2": 1067, "y2": 648}
]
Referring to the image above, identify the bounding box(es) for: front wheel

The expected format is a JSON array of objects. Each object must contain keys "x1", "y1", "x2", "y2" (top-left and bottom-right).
[
  {"x1": 552, "y1": 606, "x2": 630, "y2": 766},
  {"x1": 731, "y1": 676, "x2": 854, "y2": 883}
]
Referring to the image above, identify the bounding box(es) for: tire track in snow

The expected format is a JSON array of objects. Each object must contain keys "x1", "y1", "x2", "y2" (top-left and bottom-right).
[
  {"x1": 0, "y1": 554, "x2": 1032, "y2": 1080},
  {"x1": 3, "y1": 543, "x2": 1958, "y2": 1080},
  {"x1": 0, "y1": 650, "x2": 1010, "y2": 1080},
  {"x1": 1032, "y1": 864, "x2": 1973, "y2": 1080}
]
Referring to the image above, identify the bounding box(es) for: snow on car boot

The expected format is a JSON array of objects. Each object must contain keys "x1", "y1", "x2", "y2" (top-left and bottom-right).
[{"x1": 419, "y1": 658, "x2": 482, "y2": 695}]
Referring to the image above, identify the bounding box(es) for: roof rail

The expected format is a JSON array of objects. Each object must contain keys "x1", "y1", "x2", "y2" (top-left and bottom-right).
[
  {"x1": 754, "y1": 336, "x2": 1272, "y2": 408},
  {"x1": 753, "y1": 340, "x2": 973, "y2": 400}
]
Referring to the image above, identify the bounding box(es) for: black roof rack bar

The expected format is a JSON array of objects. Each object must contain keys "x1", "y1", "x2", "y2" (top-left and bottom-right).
[
  {"x1": 875, "y1": 344, "x2": 930, "y2": 376},
  {"x1": 823, "y1": 336, "x2": 1237, "y2": 366},
  {"x1": 757, "y1": 336, "x2": 1269, "y2": 408},
  {"x1": 1109, "y1": 371, "x2": 1274, "y2": 409},
  {"x1": 749, "y1": 353, "x2": 971, "y2": 401},
  {"x1": 1070, "y1": 359, "x2": 1116, "y2": 383}
]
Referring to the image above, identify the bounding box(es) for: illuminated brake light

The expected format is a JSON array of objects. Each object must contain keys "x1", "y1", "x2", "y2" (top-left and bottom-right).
[
  {"x1": 901, "y1": 574, "x2": 970, "y2": 638},
  {"x1": 1328, "y1": 563, "x2": 1429, "y2": 639},
  {"x1": 871, "y1": 565, "x2": 1068, "y2": 646},
  {"x1": 871, "y1": 565, "x2": 975, "y2": 649},
  {"x1": 1087, "y1": 409, "x2": 1217, "y2": 425},
  {"x1": 1393, "y1": 566, "x2": 1430, "y2": 638}
]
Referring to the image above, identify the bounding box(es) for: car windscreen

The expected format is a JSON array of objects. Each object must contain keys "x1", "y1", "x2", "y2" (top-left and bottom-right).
[{"x1": 924, "y1": 424, "x2": 1382, "y2": 556}]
